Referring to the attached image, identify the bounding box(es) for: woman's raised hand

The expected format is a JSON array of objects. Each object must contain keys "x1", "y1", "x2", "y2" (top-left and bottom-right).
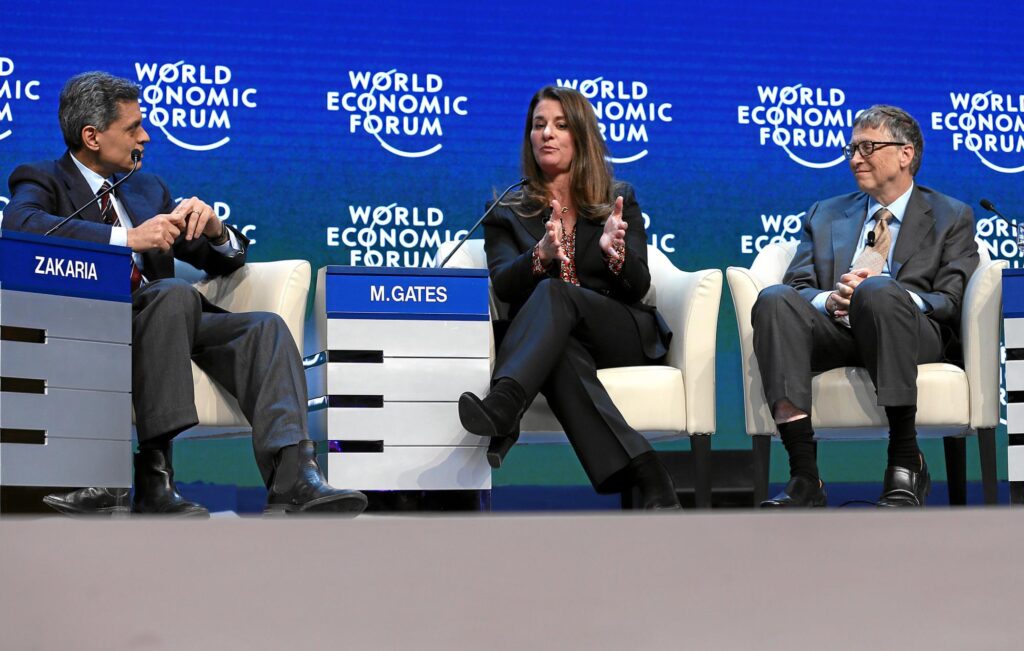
[
  {"x1": 537, "y1": 199, "x2": 569, "y2": 264},
  {"x1": 599, "y1": 195, "x2": 627, "y2": 259}
]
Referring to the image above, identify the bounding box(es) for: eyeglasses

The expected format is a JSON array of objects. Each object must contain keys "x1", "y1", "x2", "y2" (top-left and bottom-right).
[{"x1": 842, "y1": 141, "x2": 907, "y2": 159}]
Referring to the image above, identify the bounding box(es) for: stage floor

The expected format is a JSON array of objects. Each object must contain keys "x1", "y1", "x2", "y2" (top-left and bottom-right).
[{"x1": 2, "y1": 509, "x2": 1020, "y2": 650}]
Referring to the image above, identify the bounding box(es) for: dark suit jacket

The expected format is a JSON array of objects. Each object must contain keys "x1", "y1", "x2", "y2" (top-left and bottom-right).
[
  {"x1": 784, "y1": 184, "x2": 979, "y2": 351},
  {"x1": 482, "y1": 181, "x2": 671, "y2": 360},
  {"x1": 4, "y1": 151, "x2": 247, "y2": 281}
]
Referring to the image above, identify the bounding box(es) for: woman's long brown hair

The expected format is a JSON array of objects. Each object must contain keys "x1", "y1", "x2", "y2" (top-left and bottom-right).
[{"x1": 503, "y1": 85, "x2": 615, "y2": 221}]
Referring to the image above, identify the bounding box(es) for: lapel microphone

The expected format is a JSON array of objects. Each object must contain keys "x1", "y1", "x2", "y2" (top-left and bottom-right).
[
  {"x1": 866, "y1": 231, "x2": 876, "y2": 247},
  {"x1": 45, "y1": 148, "x2": 143, "y2": 236},
  {"x1": 437, "y1": 177, "x2": 528, "y2": 268}
]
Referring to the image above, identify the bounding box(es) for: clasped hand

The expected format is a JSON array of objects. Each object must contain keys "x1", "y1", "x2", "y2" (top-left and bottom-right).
[
  {"x1": 829, "y1": 268, "x2": 876, "y2": 317},
  {"x1": 125, "y1": 196, "x2": 224, "y2": 252}
]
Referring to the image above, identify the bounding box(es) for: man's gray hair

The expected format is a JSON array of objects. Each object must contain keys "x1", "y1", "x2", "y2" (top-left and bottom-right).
[
  {"x1": 59, "y1": 71, "x2": 140, "y2": 150},
  {"x1": 853, "y1": 104, "x2": 924, "y2": 176}
]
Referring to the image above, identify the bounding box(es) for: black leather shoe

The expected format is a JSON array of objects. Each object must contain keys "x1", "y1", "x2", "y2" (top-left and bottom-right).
[
  {"x1": 459, "y1": 378, "x2": 526, "y2": 439},
  {"x1": 760, "y1": 476, "x2": 827, "y2": 507},
  {"x1": 132, "y1": 448, "x2": 209, "y2": 518},
  {"x1": 486, "y1": 428, "x2": 519, "y2": 469},
  {"x1": 264, "y1": 441, "x2": 368, "y2": 516},
  {"x1": 42, "y1": 487, "x2": 130, "y2": 516},
  {"x1": 877, "y1": 460, "x2": 931, "y2": 507},
  {"x1": 629, "y1": 452, "x2": 683, "y2": 510}
]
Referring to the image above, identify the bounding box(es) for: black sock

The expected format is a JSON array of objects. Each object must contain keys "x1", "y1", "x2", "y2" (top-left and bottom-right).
[
  {"x1": 137, "y1": 432, "x2": 175, "y2": 453},
  {"x1": 778, "y1": 417, "x2": 818, "y2": 482},
  {"x1": 885, "y1": 405, "x2": 921, "y2": 471}
]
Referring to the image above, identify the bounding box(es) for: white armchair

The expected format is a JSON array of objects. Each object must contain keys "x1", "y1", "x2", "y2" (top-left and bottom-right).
[
  {"x1": 439, "y1": 240, "x2": 722, "y2": 507},
  {"x1": 175, "y1": 259, "x2": 312, "y2": 431},
  {"x1": 727, "y1": 240, "x2": 1004, "y2": 505}
]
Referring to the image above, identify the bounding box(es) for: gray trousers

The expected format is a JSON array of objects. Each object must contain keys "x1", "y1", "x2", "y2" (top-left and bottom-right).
[
  {"x1": 751, "y1": 276, "x2": 944, "y2": 415},
  {"x1": 131, "y1": 279, "x2": 306, "y2": 485}
]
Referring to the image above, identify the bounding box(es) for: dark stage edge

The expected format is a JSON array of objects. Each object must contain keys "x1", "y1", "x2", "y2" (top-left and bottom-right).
[{"x1": 2, "y1": 510, "x2": 1021, "y2": 650}]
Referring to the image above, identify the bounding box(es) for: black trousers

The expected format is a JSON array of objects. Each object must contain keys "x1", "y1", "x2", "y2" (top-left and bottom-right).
[
  {"x1": 131, "y1": 279, "x2": 307, "y2": 485},
  {"x1": 751, "y1": 276, "x2": 944, "y2": 415},
  {"x1": 494, "y1": 278, "x2": 657, "y2": 492}
]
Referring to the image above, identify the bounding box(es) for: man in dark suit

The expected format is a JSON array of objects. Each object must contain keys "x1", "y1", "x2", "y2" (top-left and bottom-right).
[
  {"x1": 752, "y1": 105, "x2": 978, "y2": 507},
  {"x1": 5, "y1": 71, "x2": 367, "y2": 517}
]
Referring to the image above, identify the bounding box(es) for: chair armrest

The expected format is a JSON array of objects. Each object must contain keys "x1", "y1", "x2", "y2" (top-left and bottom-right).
[
  {"x1": 962, "y1": 259, "x2": 1007, "y2": 429},
  {"x1": 193, "y1": 260, "x2": 311, "y2": 350},
  {"x1": 726, "y1": 266, "x2": 776, "y2": 436},
  {"x1": 657, "y1": 266, "x2": 722, "y2": 434}
]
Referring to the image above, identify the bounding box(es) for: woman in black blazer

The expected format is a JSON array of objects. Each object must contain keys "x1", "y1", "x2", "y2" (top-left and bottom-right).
[{"x1": 458, "y1": 86, "x2": 679, "y2": 509}]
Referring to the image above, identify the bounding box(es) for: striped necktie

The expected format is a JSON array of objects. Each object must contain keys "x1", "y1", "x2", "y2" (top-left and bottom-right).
[{"x1": 97, "y1": 181, "x2": 144, "y2": 292}]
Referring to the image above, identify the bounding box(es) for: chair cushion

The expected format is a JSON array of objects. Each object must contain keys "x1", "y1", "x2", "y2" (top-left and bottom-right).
[
  {"x1": 519, "y1": 365, "x2": 686, "y2": 443},
  {"x1": 191, "y1": 361, "x2": 247, "y2": 425},
  {"x1": 810, "y1": 363, "x2": 970, "y2": 437}
]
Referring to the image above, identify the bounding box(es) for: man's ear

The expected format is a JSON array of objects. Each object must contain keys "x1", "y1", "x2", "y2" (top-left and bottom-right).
[
  {"x1": 80, "y1": 125, "x2": 100, "y2": 152},
  {"x1": 900, "y1": 143, "x2": 915, "y2": 171}
]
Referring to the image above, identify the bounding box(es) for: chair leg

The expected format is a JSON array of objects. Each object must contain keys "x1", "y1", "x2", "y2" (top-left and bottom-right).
[
  {"x1": 977, "y1": 428, "x2": 998, "y2": 505},
  {"x1": 752, "y1": 436, "x2": 771, "y2": 506},
  {"x1": 620, "y1": 486, "x2": 641, "y2": 510},
  {"x1": 1011, "y1": 482, "x2": 1024, "y2": 506},
  {"x1": 691, "y1": 434, "x2": 712, "y2": 509},
  {"x1": 942, "y1": 436, "x2": 967, "y2": 506}
]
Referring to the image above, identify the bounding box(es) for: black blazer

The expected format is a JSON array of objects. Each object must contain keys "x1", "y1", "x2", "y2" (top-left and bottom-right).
[
  {"x1": 482, "y1": 181, "x2": 671, "y2": 360},
  {"x1": 784, "y1": 184, "x2": 979, "y2": 351},
  {"x1": 5, "y1": 151, "x2": 247, "y2": 281}
]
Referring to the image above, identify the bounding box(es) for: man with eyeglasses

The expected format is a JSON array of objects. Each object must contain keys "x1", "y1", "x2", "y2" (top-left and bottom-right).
[{"x1": 751, "y1": 105, "x2": 978, "y2": 508}]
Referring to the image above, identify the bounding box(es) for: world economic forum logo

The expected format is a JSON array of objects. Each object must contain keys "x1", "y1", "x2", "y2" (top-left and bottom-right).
[
  {"x1": 326, "y1": 201, "x2": 453, "y2": 266},
  {"x1": 135, "y1": 61, "x2": 257, "y2": 152},
  {"x1": 0, "y1": 57, "x2": 41, "y2": 142},
  {"x1": 739, "y1": 208, "x2": 805, "y2": 255},
  {"x1": 977, "y1": 213, "x2": 1024, "y2": 266},
  {"x1": 0, "y1": 195, "x2": 9, "y2": 222},
  {"x1": 555, "y1": 77, "x2": 672, "y2": 164},
  {"x1": 931, "y1": 90, "x2": 1024, "y2": 174},
  {"x1": 737, "y1": 84, "x2": 857, "y2": 169},
  {"x1": 327, "y1": 69, "x2": 469, "y2": 158}
]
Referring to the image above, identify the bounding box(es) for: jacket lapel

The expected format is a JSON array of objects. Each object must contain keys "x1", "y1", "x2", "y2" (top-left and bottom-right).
[
  {"x1": 516, "y1": 211, "x2": 546, "y2": 242},
  {"x1": 114, "y1": 176, "x2": 144, "y2": 228},
  {"x1": 832, "y1": 197, "x2": 867, "y2": 284},
  {"x1": 57, "y1": 151, "x2": 103, "y2": 221},
  {"x1": 891, "y1": 187, "x2": 934, "y2": 279}
]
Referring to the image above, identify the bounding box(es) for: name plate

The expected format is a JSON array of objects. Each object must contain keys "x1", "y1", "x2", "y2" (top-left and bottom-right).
[
  {"x1": 0, "y1": 230, "x2": 131, "y2": 302},
  {"x1": 323, "y1": 266, "x2": 488, "y2": 321}
]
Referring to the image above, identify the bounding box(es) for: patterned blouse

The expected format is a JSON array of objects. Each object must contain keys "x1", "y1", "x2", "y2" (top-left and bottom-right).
[{"x1": 531, "y1": 219, "x2": 626, "y2": 283}]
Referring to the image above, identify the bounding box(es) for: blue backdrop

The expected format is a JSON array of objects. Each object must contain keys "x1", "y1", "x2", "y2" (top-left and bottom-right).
[{"x1": 3, "y1": 0, "x2": 1022, "y2": 476}]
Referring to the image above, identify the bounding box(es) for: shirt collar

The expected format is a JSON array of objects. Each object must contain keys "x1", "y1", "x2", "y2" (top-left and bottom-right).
[
  {"x1": 69, "y1": 152, "x2": 113, "y2": 196},
  {"x1": 866, "y1": 182, "x2": 914, "y2": 225}
]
